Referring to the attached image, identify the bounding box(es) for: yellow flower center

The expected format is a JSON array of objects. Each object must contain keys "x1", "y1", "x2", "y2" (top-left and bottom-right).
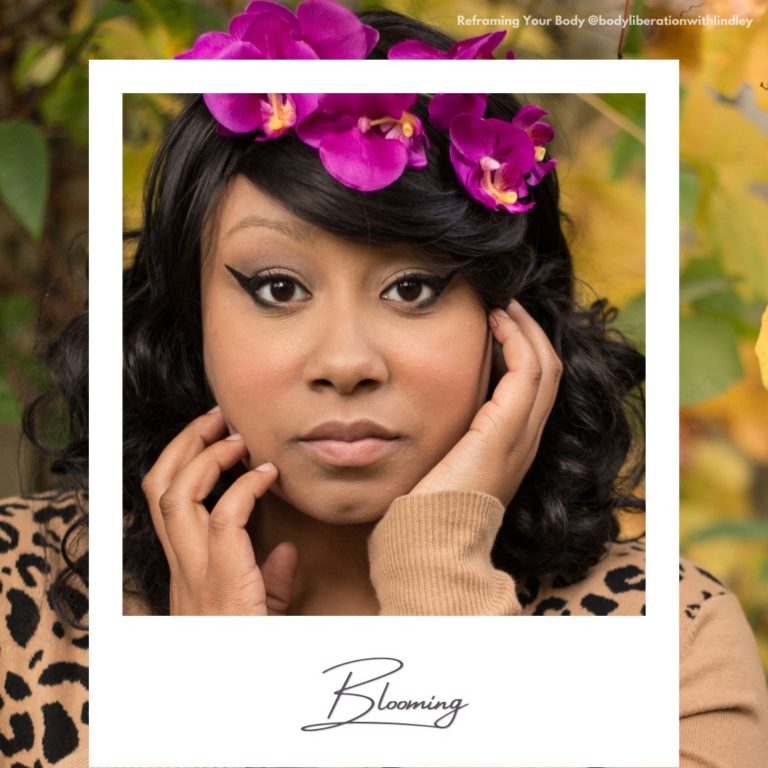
[
  {"x1": 266, "y1": 93, "x2": 295, "y2": 133},
  {"x1": 480, "y1": 156, "x2": 518, "y2": 205},
  {"x1": 534, "y1": 145, "x2": 546, "y2": 162},
  {"x1": 367, "y1": 110, "x2": 418, "y2": 139}
]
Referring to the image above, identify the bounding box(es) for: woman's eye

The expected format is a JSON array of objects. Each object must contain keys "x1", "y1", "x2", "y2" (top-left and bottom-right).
[
  {"x1": 381, "y1": 272, "x2": 453, "y2": 309},
  {"x1": 383, "y1": 279, "x2": 434, "y2": 304},
  {"x1": 254, "y1": 277, "x2": 309, "y2": 305},
  {"x1": 226, "y1": 266, "x2": 310, "y2": 308}
]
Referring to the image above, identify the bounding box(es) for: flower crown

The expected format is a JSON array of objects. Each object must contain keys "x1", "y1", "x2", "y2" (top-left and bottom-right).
[{"x1": 176, "y1": 0, "x2": 556, "y2": 214}]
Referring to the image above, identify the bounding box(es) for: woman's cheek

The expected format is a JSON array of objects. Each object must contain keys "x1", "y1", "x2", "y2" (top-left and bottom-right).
[
  {"x1": 204, "y1": 328, "x2": 293, "y2": 444},
  {"x1": 409, "y1": 315, "x2": 490, "y2": 443}
]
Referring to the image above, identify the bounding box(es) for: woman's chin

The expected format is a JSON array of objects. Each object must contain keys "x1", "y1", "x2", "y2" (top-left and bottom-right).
[{"x1": 267, "y1": 476, "x2": 405, "y2": 526}]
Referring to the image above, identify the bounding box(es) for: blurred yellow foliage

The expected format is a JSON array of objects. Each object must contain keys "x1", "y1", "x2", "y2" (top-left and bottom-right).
[
  {"x1": 681, "y1": 86, "x2": 768, "y2": 296},
  {"x1": 644, "y1": 0, "x2": 767, "y2": 675},
  {"x1": 705, "y1": 0, "x2": 767, "y2": 15},
  {"x1": 680, "y1": 434, "x2": 768, "y2": 608},
  {"x1": 387, "y1": 0, "x2": 554, "y2": 56},
  {"x1": 123, "y1": 143, "x2": 156, "y2": 233},
  {"x1": 682, "y1": 437, "x2": 753, "y2": 524},
  {"x1": 757, "y1": 306, "x2": 768, "y2": 387},
  {"x1": 561, "y1": 128, "x2": 645, "y2": 308},
  {"x1": 700, "y1": 7, "x2": 768, "y2": 109},
  {"x1": 693, "y1": 340, "x2": 768, "y2": 461},
  {"x1": 616, "y1": 507, "x2": 647, "y2": 540}
]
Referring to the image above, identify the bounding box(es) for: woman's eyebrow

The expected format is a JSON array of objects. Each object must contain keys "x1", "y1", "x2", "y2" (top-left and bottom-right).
[{"x1": 224, "y1": 215, "x2": 316, "y2": 242}]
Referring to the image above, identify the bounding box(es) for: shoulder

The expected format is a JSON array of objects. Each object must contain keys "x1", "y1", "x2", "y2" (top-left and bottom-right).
[
  {"x1": 1, "y1": 489, "x2": 85, "y2": 547},
  {"x1": 0, "y1": 490, "x2": 87, "y2": 597},
  {"x1": 677, "y1": 554, "x2": 766, "y2": 685},
  {"x1": 0, "y1": 491, "x2": 88, "y2": 767},
  {"x1": 678, "y1": 553, "x2": 731, "y2": 624},
  {"x1": 678, "y1": 554, "x2": 768, "y2": 763},
  {"x1": 517, "y1": 539, "x2": 646, "y2": 615},
  {"x1": 678, "y1": 552, "x2": 765, "y2": 689}
]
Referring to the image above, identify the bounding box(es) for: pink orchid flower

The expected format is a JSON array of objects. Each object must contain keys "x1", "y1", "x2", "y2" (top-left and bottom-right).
[
  {"x1": 449, "y1": 114, "x2": 538, "y2": 213},
  {"x1": 388, "y1": 30, "x2": 506, "y2": 60},
  {"x1": 176, "y1": 0, "x2": 378, "y2": 137},
  {"x1": 297, "y1": 94, "x2": 429, "y2": 191}
]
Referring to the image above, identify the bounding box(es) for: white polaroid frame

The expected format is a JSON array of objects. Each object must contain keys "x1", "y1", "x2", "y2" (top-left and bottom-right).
[{"x1": 89, "y1": 59, "x2": 679, "y2": 767}]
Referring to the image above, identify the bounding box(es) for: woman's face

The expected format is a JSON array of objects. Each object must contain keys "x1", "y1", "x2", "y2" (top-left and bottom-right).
[{"x1": 201, "y1": 176, "x2": 492, "y2": 524}]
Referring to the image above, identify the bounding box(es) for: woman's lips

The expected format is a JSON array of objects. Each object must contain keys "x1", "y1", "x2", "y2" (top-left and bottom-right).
[{"x1": 299, "y1": 437, "x2": 399, "y2": 467}]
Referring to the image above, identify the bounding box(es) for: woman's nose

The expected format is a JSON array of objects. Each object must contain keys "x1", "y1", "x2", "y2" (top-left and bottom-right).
[{"x1": 303, "y1": 309, "x2": 389, "y2": 395}]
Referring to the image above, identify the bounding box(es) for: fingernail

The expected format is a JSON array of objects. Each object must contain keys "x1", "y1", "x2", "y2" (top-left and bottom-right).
[
  {"x1": 490, "y1": 308, "x2": 509, "y2": 325},
  {"x1": 225, "y1": 432, "x2": 242, "y2": 441},
  {"x1": 255, "y1": 462, "x2": 275, "y2": 472},
  {"x1": 207, "y1": 405, "x2": 221, "y2": 414}
]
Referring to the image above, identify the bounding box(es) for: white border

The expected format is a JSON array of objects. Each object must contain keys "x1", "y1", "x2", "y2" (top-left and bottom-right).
[{"x1": 89, "y1": 59, "x2": 679, "y2": 767}]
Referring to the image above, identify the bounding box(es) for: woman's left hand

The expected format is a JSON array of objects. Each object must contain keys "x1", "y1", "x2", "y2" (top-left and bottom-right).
[{"x1": 408, "y1": 299, "x2": 563, "y2": 507}]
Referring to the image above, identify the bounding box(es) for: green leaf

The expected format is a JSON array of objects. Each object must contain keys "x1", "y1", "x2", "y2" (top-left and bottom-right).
[
  {"x1": 683, "y1": 519, "x2": 768, "y2": 546},
  {"x1": 680, "y1": 275, "x2": 738, "y2": 304},
  {"x1": 680, "y1": 256, "x2": 758, "y2": 335},
  {"x1": 680, "y1": 254, "x2": 729, "y2": 282},
  {"x1": 680, "y1": 166, "x2": 700, "y2": 224},
  {"x1": 0, "y1": 376, "x2": 21, "y2": 425},
  {"x1": 601, "y1": 93, "x2": 645, "y2": 128},
  {"x1": 182, "y1": 0, "x2": 225, "y2": 36},
  {"x1": 621, "y1": 0, "x2": 646, "y2": 57},
  {"x1": 40, "y1": 68, "x2": 89, "y2": 147},
  {"x1": 135, "y1": 0, "x2": 218, "y2": 43},
  {"x1": 0, "y1": 294, "x2": 35, "y2": 340},
  {"x1": 610, "y1": 131, "x2": 644, "y2": 181},
  {"x1": 692, "y1": 291, "x2": 754, "y2": 335},
  {"x1": 13, "y1": 42, "x2": 64, "y2": 90},
  {"x1": 680, "y1": 314, "x2": 743, "y2": 406},
  {"x1": 680, "y1": 255, "x2": 740, "y2": 304},
  {"x1": 0, "y1": 121, "x2": 49, "y2": 240},
  {"x1": 92, "y1": 0, "x2": 145, "y2": 26},
  {"x1": 758, "y1": 555, "x2": 768, "y2": 583},
  {"x1": 615, "y1": 291, "x2": 646, "y2": 353}
]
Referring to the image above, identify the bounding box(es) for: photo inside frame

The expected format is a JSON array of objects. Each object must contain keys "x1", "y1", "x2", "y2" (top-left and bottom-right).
[{"x1": 120, "y1": 89, "x2": 647, "y2": 619}]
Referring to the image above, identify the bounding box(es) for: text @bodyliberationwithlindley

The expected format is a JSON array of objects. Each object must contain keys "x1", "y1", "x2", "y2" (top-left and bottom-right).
[{"x1": 455, "y1": 12, "x2": 755, "y2": 30}]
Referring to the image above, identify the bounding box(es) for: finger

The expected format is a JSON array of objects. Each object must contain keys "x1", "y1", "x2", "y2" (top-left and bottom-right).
[
  {"x1": 477, "y1": 308, "x2": 542, "y2": 442},
  {"x1": 262, "y1": 541, "x2": 299, "y2": 616},
  {"x1": 143, "y1": 408, "x2": 228, "y2": 502},
  {"x1": 160, "y1": 434, "x2": 250, "y2": 573},
  {"x1": 504, "y1": 300, "x2": 563, "y2": 431},
  {"x1": 142, "y1": 408, "x2": 226, "y2": 571},
  {"x1": 206, "y1": 463, "x2": 278, "y2": 589}
]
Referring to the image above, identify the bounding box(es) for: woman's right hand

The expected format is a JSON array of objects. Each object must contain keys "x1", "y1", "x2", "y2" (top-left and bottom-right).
[{"x1": 140, "y1": 408, "x2": 298, "y2": 615}]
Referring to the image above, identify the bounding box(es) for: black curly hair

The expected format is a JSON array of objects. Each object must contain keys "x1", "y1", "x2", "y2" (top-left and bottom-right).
[
  {"x1": 22, "y1": 305, "x2": 89, "y2": 629},
  {"x1": 122, "y1": 9, "x2": 645, "y2": 614}
]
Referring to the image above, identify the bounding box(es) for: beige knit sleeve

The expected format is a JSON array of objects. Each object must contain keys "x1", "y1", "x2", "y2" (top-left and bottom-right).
[
  {"x1": 680, "y1": 591, "x2": 768, "y2": 767},
  {"x1": 367, "y1": 490, "x2": 521, "y2": 615}
]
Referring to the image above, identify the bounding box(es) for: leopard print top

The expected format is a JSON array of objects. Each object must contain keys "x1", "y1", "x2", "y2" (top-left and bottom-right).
[
  {"x1": 1, "y1": 492, "x2": 88, "y2": 768},
  {"x1": 5, "y1": 492, "x2": 768, "y2": 766},
  {"x1": 516, "y1": 540, "x2": 646, "y2": 615}
]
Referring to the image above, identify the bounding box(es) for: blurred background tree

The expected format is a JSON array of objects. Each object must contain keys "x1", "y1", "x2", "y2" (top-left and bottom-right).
[{"x1": 0, "y1": 0, "x2": 765, "y2": 675}]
